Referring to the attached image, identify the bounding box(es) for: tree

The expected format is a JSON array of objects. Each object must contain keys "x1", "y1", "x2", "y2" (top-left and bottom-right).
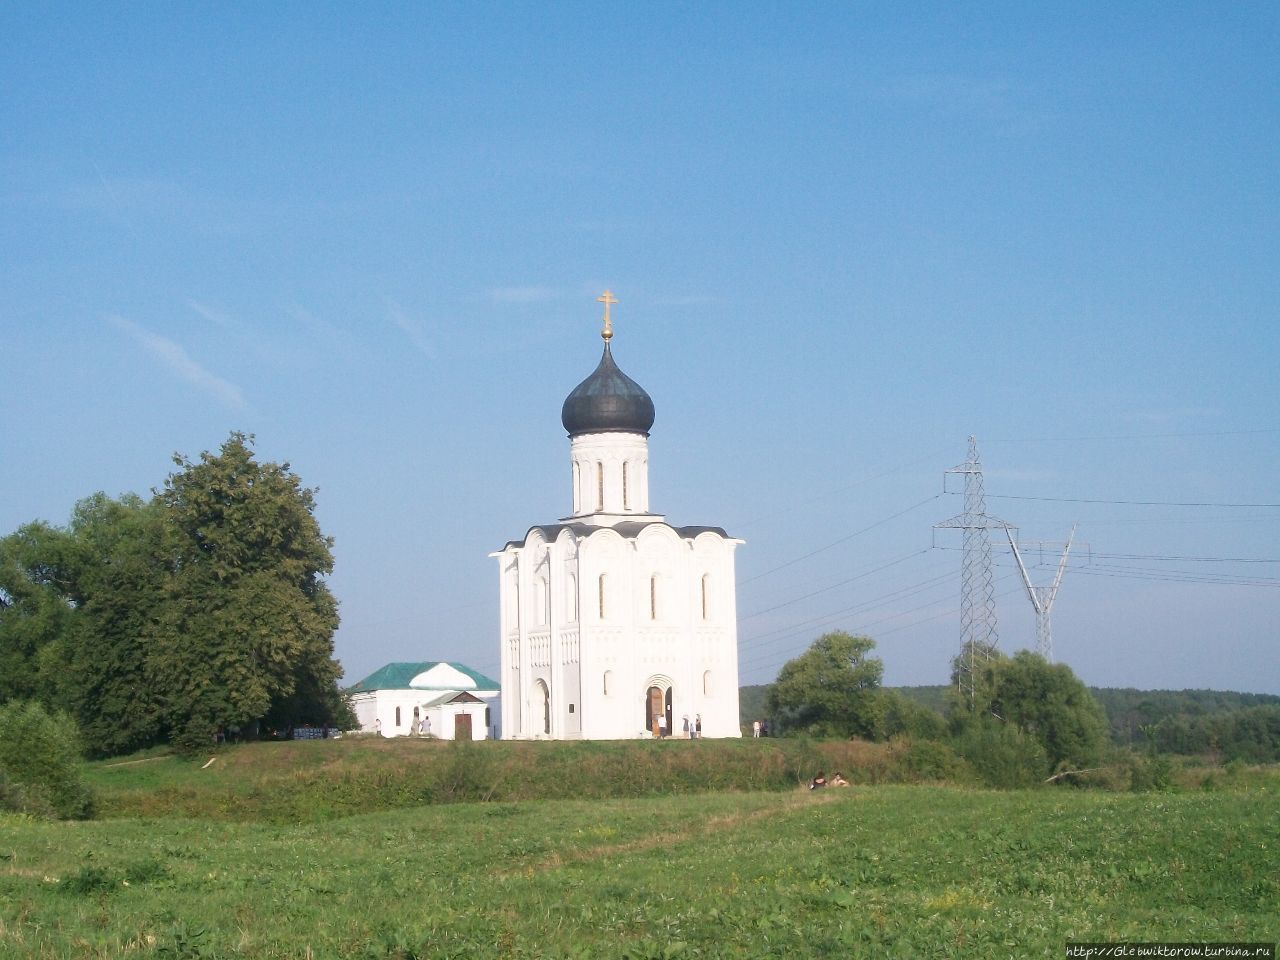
[
  {"x1": 0, "y1": 521, "x2": 78, "y2": 705},
  {"x1": 148, "y1": 433, "x2": 343, "y2": 749},
  {"x1": 767, "y1": 631, "x2": 884, "y2": 738},
  {"x1": 58, "y1": 493, "x2": 167, "y2": 755},
  {"x1": 878, "y1": 689, "x2": 947, "y2": 741},
  {"x1": 988, "y1": 651, "x2": 1109, "y2": 770},
  {"x1": 944, "y1": 638, "x2": 1002, "y2": 719}
]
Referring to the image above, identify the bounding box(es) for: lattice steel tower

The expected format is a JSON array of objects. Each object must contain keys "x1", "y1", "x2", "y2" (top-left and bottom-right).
[
  {"x1": 935, "y1": 436, "x2": 1013, "y2": 708},
  {"x1": 1006, "y1": 524, "x2": 1077, "y2": 663}
]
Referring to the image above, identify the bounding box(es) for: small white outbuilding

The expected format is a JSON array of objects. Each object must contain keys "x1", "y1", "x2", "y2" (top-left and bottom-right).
[{"x1": 346, "y1": 661, "x2": 499, "y2": 740}]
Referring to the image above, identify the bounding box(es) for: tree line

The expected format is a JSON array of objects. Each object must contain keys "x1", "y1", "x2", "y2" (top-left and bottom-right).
[
  {"x1": 752, "y1": 633, "x2": 1280, "y2": 780},
  {"x1": 763, "y1": 632, "x2": 1115, "y2": 786},
  {"x1": 0, "y1": 433, "x2": 349, "y2": 757}
]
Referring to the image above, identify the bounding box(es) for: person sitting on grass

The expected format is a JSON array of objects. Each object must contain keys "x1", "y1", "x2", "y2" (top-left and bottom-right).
[
  {"x1": 831, "y1": 772, "x2": 849, "y2": 787},
  {"x1": 809, "y1": 772, "x2": 827, "y2": 790}
]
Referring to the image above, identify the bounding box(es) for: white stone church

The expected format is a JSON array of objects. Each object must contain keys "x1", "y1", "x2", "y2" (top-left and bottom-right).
[{"x1": 492, "y1": 292, "x2": 743, "y2": 740}]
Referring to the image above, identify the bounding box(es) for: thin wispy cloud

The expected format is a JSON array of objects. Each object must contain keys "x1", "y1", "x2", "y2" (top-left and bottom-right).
[
  {"x1": 488, "y1": 286, "x2": 556, "y2": 304},
  {"x1": 187, "y1": 299, "x2": 240, "y2": 330},
  {"x1": 108, "y1": 315, "x2": 246, "y2": 409},
  {"x1": 387, "y1": 301, "x2": 437, "y2": 360}
]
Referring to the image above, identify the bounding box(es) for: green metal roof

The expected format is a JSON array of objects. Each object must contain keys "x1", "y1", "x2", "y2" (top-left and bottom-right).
[{"x1": 346, "y1": 661, "x2": 499, "y2": 693}]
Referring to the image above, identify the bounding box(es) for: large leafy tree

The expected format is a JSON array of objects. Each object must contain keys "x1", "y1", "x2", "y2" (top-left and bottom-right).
[
  {"x1": 0, "y1": 433, "x2": 346, "y2": 756},
  {"x1": 988, "y1": 650, "x2": 1109, "y2": 770},
  {"x1": 148, "y1": 433, "x2": 342, "y2": 749},
  {"x1": 947, "y1": 647, "x2": 1108, "y2": 772},
  {"x1": 768, "y1": 631, "x2": 885, "y2": 738},
  {"x1": 0, "y1": 521, "x2": 77, "y2": 705},
  {"x1": 58, "y1": 493, "x2": 167, "y2": 755}
]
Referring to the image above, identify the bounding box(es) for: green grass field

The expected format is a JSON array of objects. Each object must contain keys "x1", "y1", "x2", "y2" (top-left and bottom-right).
[{"x1": 2, "y1": 742, "x2": 1277, "y2": 958}]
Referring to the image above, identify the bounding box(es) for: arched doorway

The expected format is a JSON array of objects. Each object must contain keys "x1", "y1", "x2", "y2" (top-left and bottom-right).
[
  {"x1": 536, "y1": 679, "x2": 551, "y2": 736},
  {"x1": 643, "y1": 684, "x2": 673, "y2": 737}
]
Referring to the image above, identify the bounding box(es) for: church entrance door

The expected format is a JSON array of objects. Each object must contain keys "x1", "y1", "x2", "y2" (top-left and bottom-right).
[
  {"x1": 645, "y1": 686, "x2": 663, "y2": 737},
  {"x1": 455, "y1": 713, "x2": 472, "y2": 741}
]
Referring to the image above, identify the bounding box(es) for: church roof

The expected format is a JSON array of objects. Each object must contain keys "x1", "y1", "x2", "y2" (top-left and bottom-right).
[
  {"x1": 347, "y1": 661, "x2": 499, "y2": 694},
  {"x1": 561, "y1": 341, "x2": 656, "y2": 437},
  {"x1": 500, "y1": 521, "x2": 732, "y2": 551}
]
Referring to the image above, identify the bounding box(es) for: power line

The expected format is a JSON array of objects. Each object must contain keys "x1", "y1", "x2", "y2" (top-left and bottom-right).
[
  {"x1": 727, "y1": 447, "x2": 952, "y2": 530},
  {"x1": 739, "y1": 561, "x2": 955, "y2": 651},
  {"x1": 987, "y1": 428, "x2": 1280, "y2": 443},
  {"x1": 742, "y1": 577, "x2": 1027, "y2": 678},
  {"x1": 738, "y1": 568, "x2": 962, "y2": 671},
  {"x1": 933, "y1": 545, "x2": 1280, "y2": 563},
  {"x1": 978, "y1": 493, "x2": 1280, "y2": 509},
  {"x1": 739, "y1": 494, "x2": 941, "y2": 586},
  {"x1": 740, "y1": 549, "x2": 931, "y2": 621}
]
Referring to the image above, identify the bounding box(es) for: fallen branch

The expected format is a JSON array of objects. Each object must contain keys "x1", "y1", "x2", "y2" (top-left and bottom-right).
[
  {"x1": 1044, "y1": 767, "x2": 1102, "y2": 783},
  {"x1": 201, "y1": 757, "x2": 217, "y2": 770}
]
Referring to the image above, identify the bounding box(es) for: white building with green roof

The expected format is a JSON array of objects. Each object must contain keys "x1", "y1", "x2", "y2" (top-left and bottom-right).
[{"x1": 347, "y1": 661, "x2": 499, "y2": 740}]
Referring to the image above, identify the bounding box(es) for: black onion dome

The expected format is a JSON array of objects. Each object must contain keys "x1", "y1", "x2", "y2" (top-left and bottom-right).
[{"x1": 561, "y1": 342, "x2": 656, "y2": 437}]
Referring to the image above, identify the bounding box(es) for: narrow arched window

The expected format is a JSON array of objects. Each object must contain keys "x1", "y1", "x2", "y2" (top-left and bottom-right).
[
  {"x1": 703, "y1": 670, "x2": 712, "y2": 696},
  {"x1": 650, "y1": 576, "x2": 658, "y2": 620},
  {"x1": 603, "y1": 670, "x2": 612, "y2": 696},
  {"x1": 598, "y1": 574, "x2": 606, "y2": 619},
  {"x1": 701, "y1": 574, "x2": 710, "y2": 620},
  {"x1": 395, "y1": 706, "x2": 402, "y2": 728},
  {"x1": 596, "y1": 461, "x2": 604, "y2": 511},
  {"x1": 622, "y1": 461, "x2": 630, "y2": 510}
]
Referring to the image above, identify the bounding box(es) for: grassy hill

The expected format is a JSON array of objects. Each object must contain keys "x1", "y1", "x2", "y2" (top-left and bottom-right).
[{"x1": 84, "y1": 736, "x2": 869, "y2": 823}]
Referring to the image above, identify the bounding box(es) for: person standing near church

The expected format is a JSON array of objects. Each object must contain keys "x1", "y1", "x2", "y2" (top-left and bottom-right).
[
  {"x1": 658, "y1": 713, "x2": 667, "y2": 738},
  {"x1": 695, "y1": 714, "x2": 702, "y2": 739},
  {"x1": 682, "y1": 715, "x2": 690, "y2": 739},
  {"x1": 752, "y1": 719, "x2": 761, "y2": 738}
]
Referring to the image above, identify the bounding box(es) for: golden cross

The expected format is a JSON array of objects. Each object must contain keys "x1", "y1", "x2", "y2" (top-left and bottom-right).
[{"x1": 597, "y1": 289, "x2": 618, "y2": 341}]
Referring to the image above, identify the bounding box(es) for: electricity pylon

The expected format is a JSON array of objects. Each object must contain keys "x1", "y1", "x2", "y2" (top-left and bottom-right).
[
  {"x1": 934, "y1": 436, "x2": 1014, "y2": 710},
  {"x1": 1006, "y1": 524, "x2": 1077, "y2": 662}
]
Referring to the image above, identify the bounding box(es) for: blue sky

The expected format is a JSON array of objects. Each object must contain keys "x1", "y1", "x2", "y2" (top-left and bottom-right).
[{"x1": 3, "y1": 3, "x2": 1277, "y2": 693}]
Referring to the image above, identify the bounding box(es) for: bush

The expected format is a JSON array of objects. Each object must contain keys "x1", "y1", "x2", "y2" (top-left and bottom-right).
[
  {"x1": 1128, "y1": 752, "x2": 1173, "y2": 792},
  {"x1": 899, "y1": 738, "x2": 970, "y2": 782},
  {"x1": 0, "y1": 700, "x2": 95, "y2": 818},
  {"x1": 950, "y1": 718, "x2": 1048, "y2": 789}
]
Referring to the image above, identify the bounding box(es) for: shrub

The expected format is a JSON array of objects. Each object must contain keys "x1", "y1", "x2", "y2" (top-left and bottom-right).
[
  {"x1": 0, "y1": 700, "x2": 95, "y2": 818},
  {"x1": 950, "y1": 718, "x2": 1048, "y2": 789},
  {"x1": 1128, "y1": 752, "x2": 1173, "y2": 792},
  {"x1": 899, "y1": 738, "x2": 969, "y2": 782}
]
